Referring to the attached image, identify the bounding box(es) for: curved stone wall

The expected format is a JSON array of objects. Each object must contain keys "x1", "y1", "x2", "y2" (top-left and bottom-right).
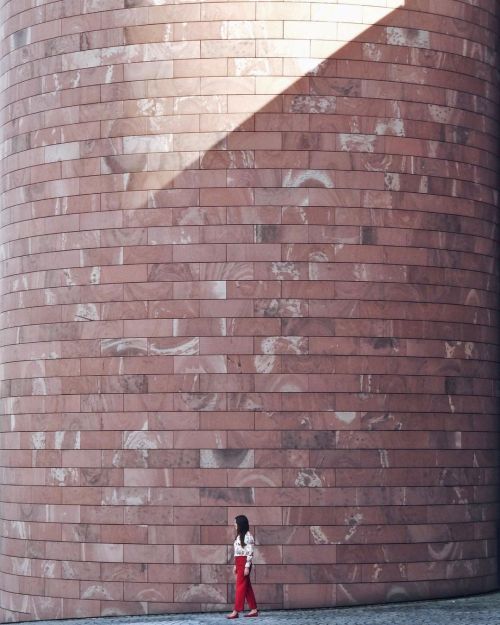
[{"x1": 0, "y1": 0, "x2": 498, "y2": 620}]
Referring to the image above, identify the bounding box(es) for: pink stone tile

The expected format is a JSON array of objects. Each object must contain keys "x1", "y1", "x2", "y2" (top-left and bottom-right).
[
  {"x1": 147, "y1": 564, "x2": 200, "y2": 585},
  {"x1": 199, "y1": 337, "x2": 254, "y2": 355},
  {"x1": 80, "y1": 581, "x2": 124, "y2": 601},
  {"x1": 81, "y1": 544, "x2": 123, "y2": 563},
  {"x1": 100, "y1": 563, "x2": 147, "y2": 584},
  {"x1": 174, "y1": 545, "x2": 227, "y2": 565},
  {"x1": 123, "y1": 545, "x2": 173, "y2": 564},
  {"x1": 174, "y1": 583, "x2": 227, "y2": 604},
  {"x1": 173, "y1": 431, "x2": 227, "y2": 450},
  {"x1": 199, "y1": 373, "x2": 254, "y2": 393},
  {"x1": 124, "y1": 582, "x2": 173, "y2": 602},
  {"x1": 173, "y1": 469, "x2": 226, "y2": 488}
]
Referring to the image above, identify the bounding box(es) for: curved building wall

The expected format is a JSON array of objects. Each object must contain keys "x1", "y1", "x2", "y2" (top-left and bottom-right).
[{"x1": 0, "y1": 0, "x2": 498, "y2": 620}]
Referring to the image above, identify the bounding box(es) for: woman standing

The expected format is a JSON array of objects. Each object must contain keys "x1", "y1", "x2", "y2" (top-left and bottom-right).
[{"x1": 227, "y1": 514, "x2": 259, "y2": 619}]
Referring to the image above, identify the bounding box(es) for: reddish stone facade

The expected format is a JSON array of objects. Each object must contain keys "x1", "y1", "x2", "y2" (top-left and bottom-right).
[{"x1": 0, "y1": 0, "x2": 498, "y2": 621}]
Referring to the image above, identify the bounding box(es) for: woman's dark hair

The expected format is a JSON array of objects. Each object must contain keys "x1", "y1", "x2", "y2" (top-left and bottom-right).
[{"x1": 235, "y1": 515, "x2": 249, "y2": 547}]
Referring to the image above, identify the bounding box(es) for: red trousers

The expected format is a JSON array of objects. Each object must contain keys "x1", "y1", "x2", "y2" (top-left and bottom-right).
[{"x1": 234, "y1": 556, "x2": 257, "y2": 612}]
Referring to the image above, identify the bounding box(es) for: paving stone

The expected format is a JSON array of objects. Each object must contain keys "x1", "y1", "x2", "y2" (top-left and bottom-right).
[{"x1": 35, "y1": 593, "x2": 500, "y2": 625}]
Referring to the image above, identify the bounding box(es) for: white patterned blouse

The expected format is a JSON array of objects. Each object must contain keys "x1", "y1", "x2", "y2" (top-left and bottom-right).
[{"x1": 233, "y1": 531, "x2": 255, "y2": 567}]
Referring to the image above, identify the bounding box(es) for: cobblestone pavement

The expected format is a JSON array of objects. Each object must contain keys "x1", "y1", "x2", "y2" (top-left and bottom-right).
[{"x1": 34, "y1": 592, "x2": 500, "y2": 625}]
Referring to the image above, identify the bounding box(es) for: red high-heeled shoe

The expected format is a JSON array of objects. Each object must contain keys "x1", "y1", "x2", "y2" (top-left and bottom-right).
[
  {"x1": 226, "y1": 613, "x2": 239, "y2": 619},
  {"x1": 244, "y1": 612, "x2": 259, "y2": 618}
]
